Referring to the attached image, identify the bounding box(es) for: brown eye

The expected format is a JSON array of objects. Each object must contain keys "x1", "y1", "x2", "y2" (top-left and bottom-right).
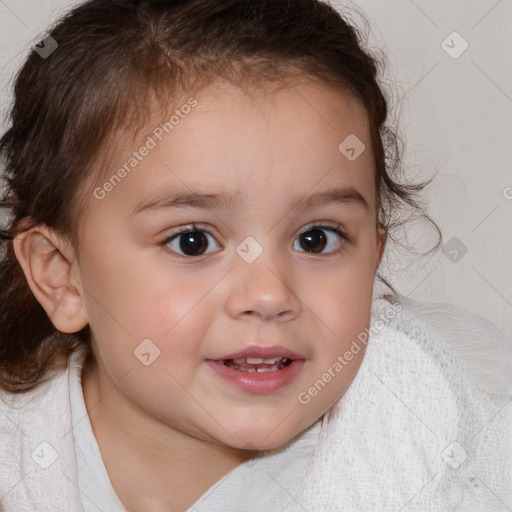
[
  {"x1": 176, "y1": 230, "x2": 208, "y2": 256},
  {"x1": 163, "y1": 226, "x2": 221, "y2": 257},
  {"x1": 293, "y1": 225, "x2": 347, "y2": 254},
  {"x1": 299, "y1": 228, "x2": 327, "y2": 253}
]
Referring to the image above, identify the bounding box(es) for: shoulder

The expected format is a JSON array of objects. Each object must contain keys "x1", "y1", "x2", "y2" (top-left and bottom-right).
[
  {"x1": 0, "y1": 349, "x2": 87, "y2": 511},
  {"x1": 0, "y1": 359, "x2": 72, "y2": 466},
  {"x1": 360, "y1": 292, "x2": 512, "y2": 460},
  {"x1": 298, "y1": 292, "x2": 512, "y2": 511},
  {"x1": 375, "y1": 292, "x2": 512, "y2": 398},
  {"x1": 321, "y1": 293, "x2": 512, "y2": 508},
  {"x1": 0, "y1": 347, "x2": 87, "y2": 454},
  {"x1": 0, "y1": 345, "x2": 88, "y2": 415},
  {"x1": 0, "y1": 363, "x2": 70, "y2": 419}
]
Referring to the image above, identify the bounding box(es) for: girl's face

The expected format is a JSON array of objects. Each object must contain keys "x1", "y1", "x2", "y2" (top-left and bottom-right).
[{"x1": 79, "y1": 79, "x2": 385, "y2": 450}]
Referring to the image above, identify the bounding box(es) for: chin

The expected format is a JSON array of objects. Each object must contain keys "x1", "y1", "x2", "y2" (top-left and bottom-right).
[{"x1": 225, "y1": 426, "x2": 302, "y2": 452}]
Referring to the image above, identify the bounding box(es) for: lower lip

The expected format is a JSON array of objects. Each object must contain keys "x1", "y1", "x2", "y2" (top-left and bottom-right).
[{"x1": 205, "y1": 359, "x2": 305, "y2": 394}]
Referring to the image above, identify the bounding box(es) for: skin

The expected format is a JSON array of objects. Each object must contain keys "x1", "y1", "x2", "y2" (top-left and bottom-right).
[{"x1": 14, "y1": 78, "x2": 386, "y2": 511}]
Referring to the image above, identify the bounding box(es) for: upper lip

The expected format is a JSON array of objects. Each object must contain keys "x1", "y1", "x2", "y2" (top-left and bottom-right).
[{"x1": 209, "y1": 345, "x2": 305, "y2": 361}]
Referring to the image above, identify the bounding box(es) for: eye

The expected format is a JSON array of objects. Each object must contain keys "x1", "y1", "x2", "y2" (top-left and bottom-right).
[
  {"x1": 293, "y1": 223, "x2": 349, "y2": 255},
  {"x1": 161, "y1": 223, "x2": 221, "y2": 258}
]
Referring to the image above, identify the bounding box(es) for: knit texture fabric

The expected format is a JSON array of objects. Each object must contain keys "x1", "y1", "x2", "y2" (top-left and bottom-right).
[{"x1": 292, "y1": 292, "x2": 512, "y2": 511}]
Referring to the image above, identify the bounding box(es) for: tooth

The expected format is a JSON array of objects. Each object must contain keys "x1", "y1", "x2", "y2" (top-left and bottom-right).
[
  {"x1": 232, "y1": 358, "x2": 246, "y2": 364},
  {"x1": 263, "y1": 357, "x2": 279, "y2": 364},
  {"x1": 256, "y1": 367, "x2": 278, "y2": 372},
  {"x1": 246, "y1": 357, "x2": 264, "y2": 364}
]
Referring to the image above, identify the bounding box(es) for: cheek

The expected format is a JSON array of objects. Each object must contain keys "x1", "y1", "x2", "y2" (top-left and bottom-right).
[
  {"x1": 121, "y1": 271, "x2": 221, "y2": 369},
  {"x1": 308, "y1": 256, "x2": 375, "y2": 327},
  {"x1": 141, "y1": 270, "x2": 219, "y2": 337},
  {"x1": 302, "y1": 251, "x2": 376, "y2": 381},
  {"x1": 81, "y1": 244, "x2": 201, "y2": 335}
]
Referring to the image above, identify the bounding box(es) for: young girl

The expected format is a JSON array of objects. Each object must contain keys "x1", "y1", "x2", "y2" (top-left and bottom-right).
[{"x1": 0, "y1": 1, "x2": 511, "y2": 511}]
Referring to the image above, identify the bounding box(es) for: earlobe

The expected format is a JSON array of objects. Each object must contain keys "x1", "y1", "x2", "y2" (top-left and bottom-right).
[{"x1": 13, "y1": 225, "x2": 88, "y2": 333}]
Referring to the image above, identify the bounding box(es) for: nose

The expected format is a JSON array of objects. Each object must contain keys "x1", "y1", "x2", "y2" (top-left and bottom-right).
[{"x1": 225, "y1": 252, "x2": 302, "y2": 322}]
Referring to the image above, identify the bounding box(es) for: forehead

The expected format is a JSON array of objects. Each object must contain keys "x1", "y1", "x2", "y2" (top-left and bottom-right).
[{"x1": 86, "y1": 78, "x2": 375, "y2": 220}]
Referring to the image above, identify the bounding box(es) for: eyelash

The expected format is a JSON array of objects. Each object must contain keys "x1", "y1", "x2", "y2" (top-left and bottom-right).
[{"x1": 159, "y1": 221, "x2": 350, "y2": 259}]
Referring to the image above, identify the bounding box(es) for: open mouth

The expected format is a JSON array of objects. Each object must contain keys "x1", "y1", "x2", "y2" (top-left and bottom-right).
[
  {"x1": 221, "y1": 357, "x2": 293, "y2": 373},
  {"x1": 206, "y1": 353, "x2": 304, "y2": 393}
]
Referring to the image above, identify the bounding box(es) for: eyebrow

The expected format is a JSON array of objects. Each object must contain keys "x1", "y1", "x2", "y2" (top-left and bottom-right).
[{"x1": 133, "y1": 186, "x2": 370, "y2": 214}]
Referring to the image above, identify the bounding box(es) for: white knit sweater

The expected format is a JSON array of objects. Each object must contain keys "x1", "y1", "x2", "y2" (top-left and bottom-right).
[
  {"x1": 292, "y1": 293, "x2": 512, "y2": 511},
  {"x1": 1, "y1": 291, "x2": 511, "y2": 511}
]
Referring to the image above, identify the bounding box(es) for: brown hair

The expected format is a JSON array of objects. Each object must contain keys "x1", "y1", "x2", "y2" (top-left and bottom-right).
[{"x1": 0, "y1": 0, "x2": 441, "y2": 393}]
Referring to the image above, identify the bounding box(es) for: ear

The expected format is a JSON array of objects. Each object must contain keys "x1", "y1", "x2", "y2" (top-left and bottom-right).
[
  {"x1": 13, "y1": 223, "x2": 88, "y2": 333},
  {"x1": 375, "y1": 224, "x2": 387, "y2": 270}
]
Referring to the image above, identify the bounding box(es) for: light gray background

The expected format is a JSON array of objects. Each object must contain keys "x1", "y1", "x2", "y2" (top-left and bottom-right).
[{"x1": 1, "y1": 1, "x2": 511, "y2": 339}]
